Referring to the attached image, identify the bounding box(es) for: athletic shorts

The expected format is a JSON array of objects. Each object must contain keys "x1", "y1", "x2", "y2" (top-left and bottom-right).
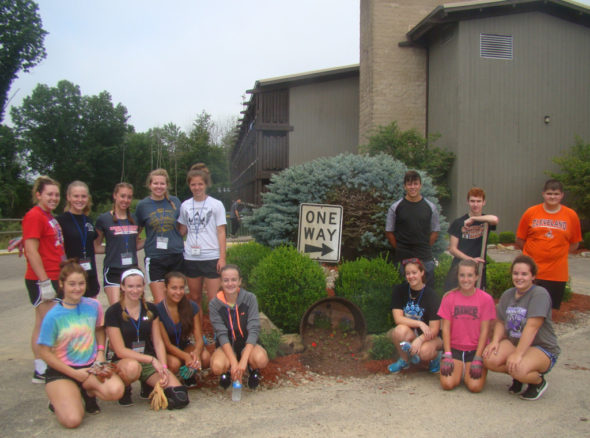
[
  {"x1": 535, "y1": 279, "x2": 566, "y2": 310},
  {"x1": 535, "y1": 346, "x2": 558, "y2": 373},
  {"x1": 183, "y1": 259, "x2": 220, "y2": 279},
  {"x1": 139, "y1": 362, "x2": 158, "y2": 382},
  {"x1": 25, "y1": 279, "x2": 59, "y2": 307},
  {"x1": 103, "y1": 266, "x2": 137, "y2": 288},
  {"x1": 145, "y1": 253, "x2": 184, "y2": 283},
  {"x1": 451, "y1": 348, "x2": 477, "y2": 363},
  {"x1": 45, "y1": 364, "x2": 90, "y2": 385}
]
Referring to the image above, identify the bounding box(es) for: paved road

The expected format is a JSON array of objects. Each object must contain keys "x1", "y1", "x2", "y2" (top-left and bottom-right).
[{"x1": 1, "y1": 252, "x2": 589, "y2": 437}]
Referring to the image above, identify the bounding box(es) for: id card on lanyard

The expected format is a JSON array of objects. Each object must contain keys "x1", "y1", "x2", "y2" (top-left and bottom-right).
[
  {"x1": 69, "y1": 213, "x2": 92, "y2": 270},
  {"x1": 126, "y1": 307, "x2": 146, "y2": 353}
]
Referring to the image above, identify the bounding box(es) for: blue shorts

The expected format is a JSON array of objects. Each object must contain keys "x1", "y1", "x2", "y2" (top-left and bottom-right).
[{"x1": 535, "y1": 345, "x2": 558, "y2": 373}]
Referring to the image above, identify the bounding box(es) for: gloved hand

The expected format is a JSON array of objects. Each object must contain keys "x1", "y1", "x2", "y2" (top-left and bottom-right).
[
  {"x1": 469, "y1": 356, "x2": 484, "y2": 379},
  {"x1": 37, "y1": 279, "x2": 56, "y2": 301},
  {"x1": 440, "y1": 352, "x2": 454, "y2": 376}
]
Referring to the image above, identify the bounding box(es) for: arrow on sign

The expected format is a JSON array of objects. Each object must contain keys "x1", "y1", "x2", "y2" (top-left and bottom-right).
[{"x1": 304, "y1": 243, "x2": 333, "y2": 256}]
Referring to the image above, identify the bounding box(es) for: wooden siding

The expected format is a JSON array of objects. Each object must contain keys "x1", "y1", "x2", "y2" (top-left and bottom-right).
[{"x1": 428, "y1": 11, "x2": 590, "y2": 232}]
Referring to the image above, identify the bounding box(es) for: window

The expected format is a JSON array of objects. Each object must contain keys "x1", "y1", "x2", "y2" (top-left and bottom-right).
[{"x1": 480, "y1": 33, "x2": 513, "y2": 60}]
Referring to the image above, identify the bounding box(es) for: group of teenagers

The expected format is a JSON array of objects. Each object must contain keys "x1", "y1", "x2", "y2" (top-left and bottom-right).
[
  {"x1": 385, "y1": 172, "x2": 581, "y2": 402},
  {"x1": 21, "y1": 164, "x2": 268, "y2": 428}
]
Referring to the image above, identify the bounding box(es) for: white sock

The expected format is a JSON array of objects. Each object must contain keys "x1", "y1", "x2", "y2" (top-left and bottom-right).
[{"x1": 35, "y1": 359, "x2": 47, "y2": 374}]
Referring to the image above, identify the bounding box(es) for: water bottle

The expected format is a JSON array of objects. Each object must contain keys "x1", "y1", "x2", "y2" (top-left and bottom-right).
[{"x1": 232, "y1": 380, "x2": 242, "y2": 402}]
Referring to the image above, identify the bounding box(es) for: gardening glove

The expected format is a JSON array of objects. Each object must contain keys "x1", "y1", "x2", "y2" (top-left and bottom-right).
[
  {"x1": 440, "y1": 352, "x2": 454, "y2": 376},
  {"x1": 469, "y1": 356, "x2": 484, "y2": 380}
]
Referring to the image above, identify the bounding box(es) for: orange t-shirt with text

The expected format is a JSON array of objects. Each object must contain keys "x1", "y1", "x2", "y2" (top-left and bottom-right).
[{"x1": 516, "y1": 204, "x2": 581, "y2": 282}]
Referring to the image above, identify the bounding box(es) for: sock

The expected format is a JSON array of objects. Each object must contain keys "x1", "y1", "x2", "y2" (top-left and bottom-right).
[{"x1": 35, "y1": 359, "x2": 47, "y2": 374}]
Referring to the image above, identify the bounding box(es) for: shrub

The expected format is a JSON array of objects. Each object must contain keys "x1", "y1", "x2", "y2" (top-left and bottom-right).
[
  {"x1": 369, "y1": 333, "x2": 396, "y2": 360},
  {"x1": 334, "y1": 255, "x2": 401, "y2": 334},
  {"x1": 583, "y1": 231, "x2": 590, "y2": 250},
  {"x1": 250, "y1": 246, "x2": 326, "y2": 333},
  {"x1": 246, "y1": 153, "x2": 447, "y2": 261},
  {"x1": 434, "y1": 252, "x2": 453, "y2": 296},
  {"x1": 259, "y1": 328, "x2": 283, "y2": 360},
  {"x1": 485, "y1": 261, "x2": 513, "y2": 299},
  {"x1": 487, "y1": 232, "x2": 499, "y2": 245},
  {"x1": 498, "y1": 231, "x2": 515, "y2": 244},
  {"x1": 226, "y1": 241, "x2": 272, "y2": 289}
]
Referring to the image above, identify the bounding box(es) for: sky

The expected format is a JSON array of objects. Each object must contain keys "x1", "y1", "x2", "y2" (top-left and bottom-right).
[{"x1": 6, "y1": 0, "x2": 360, "y2": 133}]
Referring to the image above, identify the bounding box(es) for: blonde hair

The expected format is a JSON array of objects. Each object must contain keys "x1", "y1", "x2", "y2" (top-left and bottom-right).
[
  {"x1": 147, "y1": 168, "x2": 176, "y2": 210},
  {"x1": 64, "y1": 181, "x2": 92, "y2": 215},
  {"x1": 187, "y1": 163, "x2": 212, "y2": 187},
  {"x1": 32, "y1": 176, "x2": 60, "y2": 204}
]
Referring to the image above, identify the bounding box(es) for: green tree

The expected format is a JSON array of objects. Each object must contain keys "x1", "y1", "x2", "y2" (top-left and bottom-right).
[
  {"x1": 551, "y1": 137, "x2": 590, "y2": 222},
  {"x1": 360, "y1": 121, "x2": 455, "y2": 201},
  {"x1": 0, "y1": 125, "x2": 30, "y2": 216},
  {"x1": 0, "y1": 0, "x2": 47, "y2": 121},
  {"x1": 10, "y1": 80, "x2": 130, "y2": 205}
]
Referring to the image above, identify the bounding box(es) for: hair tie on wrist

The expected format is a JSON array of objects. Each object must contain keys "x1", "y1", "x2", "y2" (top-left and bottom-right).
[{"x1": 97, "y1": 344, "x2": 105, "y2": 351}]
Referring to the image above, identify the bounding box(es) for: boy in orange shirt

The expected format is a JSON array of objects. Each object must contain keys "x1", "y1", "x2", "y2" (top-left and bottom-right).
[{"x1": 516, "y1": 179, "x2": 582, "y2": 309}]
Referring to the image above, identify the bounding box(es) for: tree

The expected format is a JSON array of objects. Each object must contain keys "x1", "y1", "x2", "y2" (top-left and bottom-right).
[
  {"x1": 0, "y1": 0, "x2": 47, "y2": 121},
  {"x1": 0, "y1": 125, "x2": 30, "y2": 216},
  {"x1": 10, "y1": 80, "x2": 130, "y2": 206},
  {"x1": 360, "y1": 121, "x2": 455, "y2": 202}
]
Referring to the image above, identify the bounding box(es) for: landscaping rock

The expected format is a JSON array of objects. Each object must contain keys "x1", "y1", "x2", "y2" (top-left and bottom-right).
[{"x1": 279, "y1": 334, "x2": 305, "y2": 355}]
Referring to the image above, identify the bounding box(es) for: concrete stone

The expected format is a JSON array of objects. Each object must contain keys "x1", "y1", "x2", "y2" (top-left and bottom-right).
[{"x1": 278, "y1": 333, "x2": 305, "y2": 355}]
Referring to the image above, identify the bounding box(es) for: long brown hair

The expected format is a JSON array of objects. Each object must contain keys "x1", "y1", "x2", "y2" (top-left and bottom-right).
[
  {"x1": 164, "y1": 272, "x2": 193, "y2": 340},
  {"x1": 57, "y1": 258, "x2": 88, "y2": 299},
  {"x1": 112, "y1": 182, "x2": 135, "y2": 225},
  {"x1": 32, "y1": 175, "x2": 60, "y2": 204}
]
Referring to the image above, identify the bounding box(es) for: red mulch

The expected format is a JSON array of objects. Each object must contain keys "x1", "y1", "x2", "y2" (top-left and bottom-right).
[{"x1": 192, "y1": 293, "x2": 590, "y2": 389}]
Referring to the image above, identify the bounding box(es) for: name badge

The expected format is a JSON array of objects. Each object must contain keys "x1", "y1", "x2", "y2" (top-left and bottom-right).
[
  {"x1": 156, "y1": 236, "x2": 169, "y2": 250},
  {"x1": 190, "y1": 246, "x2": 201, "y2": 256},
  {"x1": 121, "y1": 252, "x2": 133, "y2": 265},
  {"x1": 131, "y1": 341, "x2": 146, "y2": 353},
  {"x1": 79, "y1": 259, "x2": 92, "y2": 271}
]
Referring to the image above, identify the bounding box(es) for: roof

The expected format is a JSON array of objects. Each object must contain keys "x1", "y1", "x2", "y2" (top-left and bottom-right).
[
  {"x1": 250, "y1": 64, "x2": 359, "y2": 91},
  {"x1": 405, "y1": 0, "x2": 590, "y2": 45}
]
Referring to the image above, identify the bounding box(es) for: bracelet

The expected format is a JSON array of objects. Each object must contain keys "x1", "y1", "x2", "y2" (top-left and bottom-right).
[
  {"x1": 163, "y1": 364, "x2": 168, "y2": 369},
  {"x1": 97, "y1": 345, "x2": 105, "y2": 351},
  {"x1": 445, "y1": 351, "x2": 452, "y2": 355}
]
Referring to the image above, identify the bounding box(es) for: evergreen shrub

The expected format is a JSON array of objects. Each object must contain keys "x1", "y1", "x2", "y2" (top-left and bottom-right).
[
  {"x1": 259, "y1": 328, "x2": 283, "y2": 360},
  {"x1": 498, "y1": 231, "x2": 515, "y2": 244},
  {"x1": 226, "y1": 241, "x2": 271, "y2": 289},
  {"x1": 434, "y1": 252, "x2": 453, "y2": 295},
  {"x1": 334, "y1": 255, "x2": 401, "y2": 334},
  {"x1": 485, "y1": 262, "x2": 513, "y2": 299},
  {"x1": 369, "y1": 333, "x2": 396, "y2": 360},
  {"x1": 246, "y1": 153, "x2": 447, "y2": 261},
  {"x1": 250, "y1": 246, "x2": 326, "y2": 333},
  {"x1": 583, "y1": 231, "x2": 590, "y2": 250},
  {"x1": 487, "y1": 232, "x2": 499, "y2": 245}
]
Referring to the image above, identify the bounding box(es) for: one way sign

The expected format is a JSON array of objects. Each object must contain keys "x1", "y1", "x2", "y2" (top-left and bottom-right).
[{"x1": 297, "y1": 203, "x2": 343, "y2": 263}]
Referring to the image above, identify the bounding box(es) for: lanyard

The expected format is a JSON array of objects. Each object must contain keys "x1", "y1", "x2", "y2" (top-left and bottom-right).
[
  {"x1": 163, "y1": 299, "x2": 182, "y2": 346},
  {"x1": 69, "y1": 212, "x2": 87, "y2": 257},
  {"x1": 125, "y1": 307, "x2": 142, "y2": 342},
  {"x1": 191, "y1": 196, "x2": 207, "y2": 239},
  {"x1": 407, "y1": 284, "x2": 425, "y2": 306}
]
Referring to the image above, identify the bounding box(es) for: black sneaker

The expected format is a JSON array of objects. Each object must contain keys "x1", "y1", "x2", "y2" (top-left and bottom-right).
[
  {"x1": 48, "y1": 402, "x2": 54, "y2": 412},
  {"x1": 248, "y1": 368, "x2": 261, "y2": 389},
  {"x1": 118, "y1": 385, "x2": 134, "y2": 406},
  {"x1": 508, "y1": 379, "x2": 523, "y2": 394},
  {"x1": 520, "y1": 376, "x2": 548, "y2": 401},
  {"x1": 183, "y1": 376, "x2": 198, "y2": 389},
  {"x1": 81, "y1": 389, "x2": 101, "y2": 414},
  {"x1": 140, "y1": 381, "x2": 152, "y2": 399},
  {"x1": 32, "y1": 370, "x2": 45, "y2": 384},
  {"x1": 219, "y1": 372, "x2": 231, "y2": 389}
]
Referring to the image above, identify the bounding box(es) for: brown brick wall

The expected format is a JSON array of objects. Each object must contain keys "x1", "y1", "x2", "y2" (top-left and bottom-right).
[{"x1": 359, "y1": 0, "x2": 442, "y2": 143}]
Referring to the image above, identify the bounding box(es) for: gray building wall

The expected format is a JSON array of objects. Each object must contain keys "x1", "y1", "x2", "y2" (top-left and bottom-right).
[
  {"x1": 428, "y1": 11, "x2": 590, "y2": 232},
  {"x1": 288, "y1": 76, "x2": 359, "y2": 166}
]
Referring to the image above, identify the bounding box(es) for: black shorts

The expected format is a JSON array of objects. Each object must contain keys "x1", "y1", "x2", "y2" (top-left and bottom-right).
[
  {"x1": 183, "y1": 259, "x2": 220, "y2": 279},
  {"x1": 85, "y1": 273, "x2": 100, "y2": 298},
  {"x1": 145, "y1": 253, "x2": 184, "y2": 283},
  {"x1": 45, "y1": 364, "x2": 89, "y2": 385},
  {"x1": 451, "y1": 348, "x2": 477, "y2": 363},
  {"x1": 535, "y1": 279, "x2": 566, "y2": 310},
  {"x1": 103, "y1": 266, "x2": 137, "y2": 288},
  {"x1": 25, "y1": 279, "x2": 59, "y2": 307}
]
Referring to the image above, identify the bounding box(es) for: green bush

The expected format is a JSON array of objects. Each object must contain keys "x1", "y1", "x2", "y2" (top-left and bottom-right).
[
  {"x1": 485, "y1": 262, "x2": 513, "y2": 299},
  {"x1": 250, "y1": 246, "x2": 326, "y2": 333},
  {"x1": 259, "y1": 328, "x2": 283, "y2": 360},
  {"x1": 434, "y1": 252, "x2": 453, "y2": 296},
  {"x1": 583, "y1": 231, "x2": 590, "y2": 250},
  {"x1": 245, "y1": 153, "x2": 447, "y2": 261},
  {"x1": 564, "y1": 280, "x2": 573, "y2": 302},
  {"x1": 334, "y1": 255, "x2": 401, "y2": 334},
  {"x1": 369, "y1": 333, "x2": 396, "y2": 360},
  {"x1": 488, "y1": 232, "x2": 499, "y2": 245},
  {"x1": 226, "y1": 241, "x2": 272, "y2": 289},
  {"x1": 498, "y1": 231, "x2": 515, "y2": 244}
]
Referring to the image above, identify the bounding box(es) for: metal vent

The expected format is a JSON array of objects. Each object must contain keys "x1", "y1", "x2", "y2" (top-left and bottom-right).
[{"x1": 480, "y1": 33, "x2": 513, "y2": 60}]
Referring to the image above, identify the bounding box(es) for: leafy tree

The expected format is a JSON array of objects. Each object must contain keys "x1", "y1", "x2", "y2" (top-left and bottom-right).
[
  {"x1": 0, "y1": 125, "x2": 30, "y2": 216},
  {"x1": 10, "y1": 80, "x2": 130, "y2": 206},
  {"x1": 360, "y1": 121, "x2": 455, "y2": 201},
  {"x1": 0, "y1": 0, "x2": 47, "y2": 121},
  {"x1": 550, "y1": 137, "x2": 590, "y2": 223}
]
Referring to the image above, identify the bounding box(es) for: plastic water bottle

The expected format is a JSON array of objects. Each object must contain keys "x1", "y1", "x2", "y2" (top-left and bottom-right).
[{"x1": 232, "y1": 380, "x2": 242, "y2": 401}]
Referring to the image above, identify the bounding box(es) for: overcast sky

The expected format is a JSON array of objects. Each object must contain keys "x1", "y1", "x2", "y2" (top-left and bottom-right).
[
  {"x1": 6, "y1": 0, "x2": 360, "y2": 133},
  {"x1": 6, "y1": 0, "x2": 590, "y2": 134}
]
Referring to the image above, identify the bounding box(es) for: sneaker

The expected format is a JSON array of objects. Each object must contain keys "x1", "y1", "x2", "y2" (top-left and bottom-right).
[
  {"x1": 400, "y1": 342, "x2": 420, "y2": 364},
  {"x1": 248, "y1": 369, "x2": 261, "y2": 389},
  {"x1": 32, "y1": 370, "x2": 45, "y2": 384},
  {"x1": 81, "y1": 389, "x2": 101, "y2": 414},
  {"x1": 48, "y1": 402, "x2": 54, "y2": 412},
  {"x1": 183, "y1": 376, "x2": 198, "y2": 389},
  {"x1": 508, "y1": 379, "x2": 524, "y2": 395},
  {"x1": 118, "y1": 385, "x2": 134, "y2": 406},
  {"x1": 520, "y1": 376, "x2": 548, "y2": 401},
  {"x1": 429, "y1": 352, "x2": 441, "y2": 373},
  {"x1": 219, "y1": 372, "x2": 231, "y2": 389},
  {"x1": 140, "y1": 381, "x2": 152, "y2": 399},
  {"x1": 387, "y1": 358, "x2": 409, "y2": 374}
]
